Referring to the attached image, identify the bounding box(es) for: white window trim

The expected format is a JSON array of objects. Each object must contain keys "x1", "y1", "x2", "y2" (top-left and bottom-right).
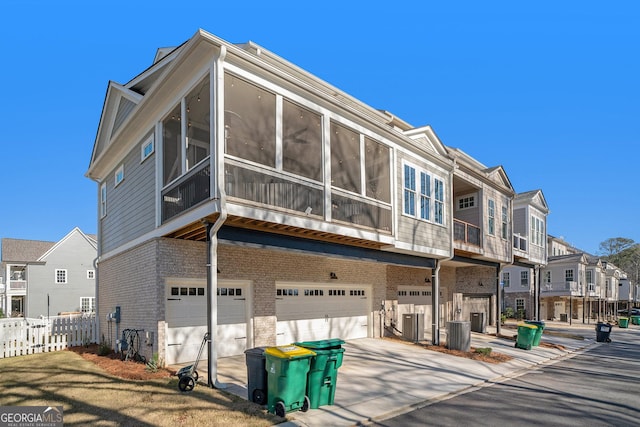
[
  {"x1": 80, "y1": 297, "x2": 96, "y2": 313},
  {"x1": 502, "y1": 272, "x2": 510, "y2": 288},
  {"x1": 114, "y1": 164, "x2": 124, "y2": 187},
  {"x1": 402, "y1": 160, "x2": 446, "y2": 226},
  {"x1": 100, "y1": 183, "x2": 107, "y2": 218},
  {"x1": 456, "y1": 193, "x2": 476, "y2": 211},
  {"x1": 488, "y1": 198, "x2": 495, "y2": 235},
  {"x1": 520, "y1": 270, "x2": 529, "y2": 287},
  {"x1": 55, "y1": 269, "x2": 68, "y2": 284},
  {"x1": 515, "y1": 298, "x2": 525, "y2": 311},
  {"x1": 141, "y1": 135, "x2": 155, "y2": 162}
]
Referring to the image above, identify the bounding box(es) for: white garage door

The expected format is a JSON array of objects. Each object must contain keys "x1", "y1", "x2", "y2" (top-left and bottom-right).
[
  {"x1": 276, "y1": 284, "x2": 370, "y2": 345},
  {"x1": 396, "y1": 285, "x2": 445, "y2": 334},
  {"x1": 166, "y1": 280, "x2": 249, "y2": 365}
]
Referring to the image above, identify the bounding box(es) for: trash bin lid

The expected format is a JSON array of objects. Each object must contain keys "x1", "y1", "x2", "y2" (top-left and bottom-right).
[
  {"x1": 294, "y1": 338, "x2": 345, "y2": 350},
  {"x1": 244, "y1": 346, "x2": 267, "y2": 356},
  {"x1": 265, "y1": 345, "x2": 316, "y2": 359},
  {"x1": 517, "y1": 323, "x2": 537, "y2": 329}
]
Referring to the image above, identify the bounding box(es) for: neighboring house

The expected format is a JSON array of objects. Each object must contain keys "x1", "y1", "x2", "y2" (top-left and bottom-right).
[
  {"x1": 86, "y1": 29, "x2": 541, "y2": 369},
  {"x1": 539, "y1": 235, "x2": 622, "y2": 323},
  {"x1": 0, "y1": 228, "x2": 97, "y2": 318},
  {"x1": 502, "y1": 190, "x2": 549, "y2": 320},
  {"x1": 445, "y1": 148, "x2": 516, "y2": 331}
]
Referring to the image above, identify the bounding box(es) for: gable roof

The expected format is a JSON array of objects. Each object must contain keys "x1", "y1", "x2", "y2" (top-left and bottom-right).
[
  {"x1": 1, "y1": 238, "x2": 55, "y2": 263},
  {"x1": 38, "y1": 227, "x2": 97, "y2": 261},
  {"x1": 514, "y1": 189, "x2": 549, "y2": 214},
  {"x1": 547, "y1": 252, "x2": 588, "y2": 265},
  {"x1": 1, "y1": 228, "x2": 96, "y2": 264}
]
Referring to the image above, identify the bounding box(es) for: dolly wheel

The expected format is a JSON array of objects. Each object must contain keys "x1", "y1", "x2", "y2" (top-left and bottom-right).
[
  {"x1": 253, "y1": 389, "x2": 266, "y2": 405},
  {"x1": 275, "y1": 401, "x2": 286, "y2": 417},
  {"x1": 301, "y1": 396, "x2": 310, "y2": 412},
  {"x1": 178, "y1": 375, "x2": 195, "y2": 392}
]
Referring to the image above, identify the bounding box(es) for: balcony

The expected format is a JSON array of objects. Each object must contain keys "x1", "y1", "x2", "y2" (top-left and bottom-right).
[
  {"x1": 541, "y1": 281, "x2": 583, "y2": 297},
  {"x1": 7, "y1": 280, "x2": 26, "y2": 292},
  {"x1": 162, "y1": 161, "x2": 211, "y2": 223},
  {"x1": 454, "y1": 219, "x2": 481, "y2": 246},
  {"x1": 225, "y1": 162, "x2": 392, "y2": 233}
]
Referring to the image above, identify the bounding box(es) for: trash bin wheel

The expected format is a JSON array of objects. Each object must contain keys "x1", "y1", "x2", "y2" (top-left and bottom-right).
[
  {"x1": 526, "y1": 344, "x2": 531, "y2": 350},
  {"x1": 514, "y1": 342, "x2": 518, "y2": 348},
  {"x1": 252, "y1": 388, "x2": 266, "y2": 405},
  {"x1": 301, "y1": 396, "x2": 310, "y2": 413},
  {"x1": 178, "y1": 375, "x2": 195, "y2": 392},
  {"x1": 275, "y1": 401, "x2": 286, "y2": 418}
]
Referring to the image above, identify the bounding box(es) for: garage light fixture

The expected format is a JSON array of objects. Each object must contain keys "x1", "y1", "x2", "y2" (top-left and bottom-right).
[
  {"x1": 424, "y1": 277, "x2": 431, "y2": 283},
  {"x1": 330, "y1": 272, "x2": 338, "y2": 280},
  {"x1": 479, "y1": 281, "x2": 484, "y2": 287}
]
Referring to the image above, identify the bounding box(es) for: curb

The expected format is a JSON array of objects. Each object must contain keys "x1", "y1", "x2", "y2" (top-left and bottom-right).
[{"x1": 354, "y1": 340, "x2": 596, "y2": 427}]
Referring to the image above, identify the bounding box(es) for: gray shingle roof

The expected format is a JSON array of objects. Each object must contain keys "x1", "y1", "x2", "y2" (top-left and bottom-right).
[{"x1": 1, "y1": 238, "x2": 56, "y2": 263}]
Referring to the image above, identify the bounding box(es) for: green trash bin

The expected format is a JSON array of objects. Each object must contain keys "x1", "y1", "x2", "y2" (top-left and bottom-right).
[
  {"x1": 631, "y1": 315, "x2": 640, "y2": 325},
  {"x1": 619, "y1": 317, "x2": 629, "y2": 328},
  {"x1": 515, "y1": 323, "x2": 537, "y2": 350},
  {"x1": 265, "y1": 345, "x2": 316, "y2": 417},
  {"x1": 294, "y1": 339, "x2": 345, "y2": 409},
  {"x1": 524, "y1": 320, "x2": 545, "y2": 346}
]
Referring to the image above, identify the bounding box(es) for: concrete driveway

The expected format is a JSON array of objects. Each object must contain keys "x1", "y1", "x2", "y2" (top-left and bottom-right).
[{"x1": 180, "y1": 321, "x2": 598, "y2": 426}]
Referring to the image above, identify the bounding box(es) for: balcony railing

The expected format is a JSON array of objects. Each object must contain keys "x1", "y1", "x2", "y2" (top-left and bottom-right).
[
  {"x1": 513, "y1": 234, "x2": 527, "y2": 252},
  {"x1": 225, "y1": 163, "x2": 324, "y2": 217},
  {"x1": 541, "y1": 281, "x2": 583, "y2": 296},
  {"x1": 8, "y1": 280, "x2": 26, "y2": 291},
  {"x1": 162, "y1": 160, "x2": 211, "y2": 223},
  {"x1": 454, "y1": 219, "x2": 481, "y2": 246},
  {"x1": 225, "y1": 162, "x2": 392, "y2": 232}
]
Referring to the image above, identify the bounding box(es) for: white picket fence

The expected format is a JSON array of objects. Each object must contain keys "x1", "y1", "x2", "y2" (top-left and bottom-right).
[{"x1": 0, "y1": 314, "x2": 98, "y2": 358}]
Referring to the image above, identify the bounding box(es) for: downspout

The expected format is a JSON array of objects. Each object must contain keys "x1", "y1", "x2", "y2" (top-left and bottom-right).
[
  {"x1": 206, "y1": 44, "x2": 228, "y2": 389},
  {"x1": 432, "y1": 158, "x2": 457, "y2": 346}
]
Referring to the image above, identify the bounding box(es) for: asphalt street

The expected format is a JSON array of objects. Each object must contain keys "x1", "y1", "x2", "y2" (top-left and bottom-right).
[{"x1": 373, "y1": 328, "x2": 640, "y2": 427}]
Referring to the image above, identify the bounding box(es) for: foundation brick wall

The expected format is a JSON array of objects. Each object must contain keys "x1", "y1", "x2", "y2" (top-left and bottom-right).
[{"x1": 98, "y1": 239, "x2": 159, "y2": 362}]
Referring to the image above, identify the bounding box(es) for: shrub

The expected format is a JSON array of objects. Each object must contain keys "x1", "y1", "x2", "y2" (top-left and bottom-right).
[
  {"x1": 504, "y1": 307, "x2": 515, "y2": 318},
  {"x1": 98, "y1": 335, "x2": 112, "y2": 356},
  {"x1": 474, "y1": 347, "x2": 492, "y2": 356},
  {"x1": 146, "y1": 353, "x2": 163, "y2": 373}
]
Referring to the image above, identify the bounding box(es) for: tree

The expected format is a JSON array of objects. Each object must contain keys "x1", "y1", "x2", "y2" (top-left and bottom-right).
[{"x1": 598, "y1": 237, "x2": 635, "y2": 258}]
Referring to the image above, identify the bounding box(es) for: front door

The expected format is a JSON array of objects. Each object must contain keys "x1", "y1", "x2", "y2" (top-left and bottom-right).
[{"x1": 11, "y1": 296, "x2": 24, "y2": 317}]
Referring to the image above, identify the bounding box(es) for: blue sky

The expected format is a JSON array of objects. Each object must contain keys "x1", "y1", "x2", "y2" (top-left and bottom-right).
[{"x1": 1, "y1": 1, "x2": 638, "y2": 255}]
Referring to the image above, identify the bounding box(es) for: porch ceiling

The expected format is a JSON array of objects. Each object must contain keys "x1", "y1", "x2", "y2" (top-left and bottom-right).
[{"x1": 164, "y1": 214, "x2": 387, "y2": 249}]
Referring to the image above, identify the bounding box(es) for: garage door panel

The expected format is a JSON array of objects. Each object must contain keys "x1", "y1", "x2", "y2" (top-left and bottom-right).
[
  {"x1": 166, "y1": 283, "x2": 248, "y2": 365},
  {"x1": 276, "y1": 285, "x2": 369, "y2": 345}
]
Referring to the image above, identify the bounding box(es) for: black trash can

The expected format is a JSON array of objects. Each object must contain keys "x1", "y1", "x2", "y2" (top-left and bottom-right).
[
  {"x1": 595, "y1": 322, "x2": 612, "y2": 343},
  {"x1": 245, "y1": 346, "x2": 268, "y2": 404}
]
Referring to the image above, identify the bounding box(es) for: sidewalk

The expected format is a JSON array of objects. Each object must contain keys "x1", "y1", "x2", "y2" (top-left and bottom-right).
[{"x1": 199, "y1": 321, "x2": 602, "y2": 426}]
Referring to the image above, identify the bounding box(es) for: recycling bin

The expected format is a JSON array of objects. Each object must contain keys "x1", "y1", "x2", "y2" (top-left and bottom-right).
[
  {"x1": 515, "y1": 323, "x2": 537, "y2": 350},
  {"x1": 524, "y1": 320, "x2": 545, "y2": 346},
  {"x1": 244, "y1": 346, "x2": 268, "y2": 404},
  {"x1": 294, "y1": 339, "x2": 345, "y2": 409},
  {"x1": 596, "y1": 322, "x2": 612, "y2": 342},
  {"x1": 618, "y1": 317, "x2": 629, "y2": 328},
  {"x1": 631, "y1": 315, "x2": 640, "y2": 325},
  {"x1": 265, "y1": 345, "x2": 316, "y2": 417}
]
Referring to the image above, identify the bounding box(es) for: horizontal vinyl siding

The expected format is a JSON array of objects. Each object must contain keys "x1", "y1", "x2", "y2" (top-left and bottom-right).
[
  {"x1": 101, "y1": 135, "x2": 156, "y2": 254},
  {"x1": 513, "y1": 207, "x2": 526, "y2": 235},
  {"x1": 483, "y1": 188, "x2": 511, "y2": 263},
  {"x1": 395, "y1": 152, "x2": 450, "y2": 254}
]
